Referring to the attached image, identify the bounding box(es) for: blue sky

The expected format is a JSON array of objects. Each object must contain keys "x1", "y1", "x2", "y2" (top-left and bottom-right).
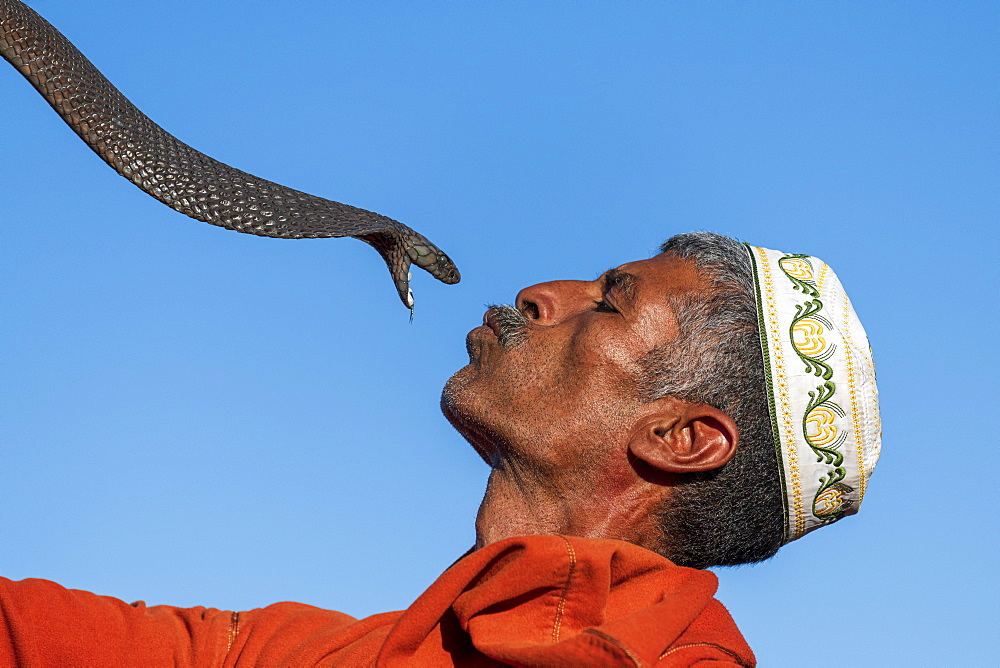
[{"x1": 1, "y1": 1, "x2": 996, "y2": 665}]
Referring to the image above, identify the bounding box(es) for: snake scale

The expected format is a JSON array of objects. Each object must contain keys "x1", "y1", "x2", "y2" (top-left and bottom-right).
[{"x1": 0, "y1": 0, "x2": 460, "y2": 309}]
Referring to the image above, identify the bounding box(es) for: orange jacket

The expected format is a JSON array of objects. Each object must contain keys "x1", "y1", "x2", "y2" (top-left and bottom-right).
[{"x1": 0, "y1": 535, "x2": 754, "y2": 666}]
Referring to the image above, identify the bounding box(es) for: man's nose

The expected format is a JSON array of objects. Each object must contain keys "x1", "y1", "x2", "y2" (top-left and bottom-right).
[{"x1": 515, "y1": 280, "x2": 595, "y2": 325}]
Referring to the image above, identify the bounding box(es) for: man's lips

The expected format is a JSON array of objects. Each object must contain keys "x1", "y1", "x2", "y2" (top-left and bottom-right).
[
  {"x1": 483, "y1": 308, "x2": 502, "y2": 338},
  {"x1": 473, "y1": 304, "x2": 529, "y2": 350}
]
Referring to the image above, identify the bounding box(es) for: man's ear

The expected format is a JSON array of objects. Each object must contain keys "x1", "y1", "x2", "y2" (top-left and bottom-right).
[{"x1": 629, "y1": 401, "x2": 739, "y2": 474}]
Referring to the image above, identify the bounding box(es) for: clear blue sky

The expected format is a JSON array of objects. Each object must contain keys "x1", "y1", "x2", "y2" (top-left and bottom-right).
[{"x1": 1, "y1": 2, "x2": 996, "y2": 665}]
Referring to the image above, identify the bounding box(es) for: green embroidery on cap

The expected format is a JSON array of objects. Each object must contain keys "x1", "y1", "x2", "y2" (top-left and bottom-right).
[
  {"x1": 778, "y1": 255, "x2": 854, "y2": 524},
  {"x1": 778, "y1": 254, "x2": 821, "y2": 298}
]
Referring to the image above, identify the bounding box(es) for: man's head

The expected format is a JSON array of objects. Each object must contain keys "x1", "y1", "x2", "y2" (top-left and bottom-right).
[{"x1": 442, "y1": 231, "x2": 877, "y2": 569}]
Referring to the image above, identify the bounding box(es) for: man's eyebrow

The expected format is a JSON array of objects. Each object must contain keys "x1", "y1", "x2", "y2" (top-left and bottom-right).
[{"x1": 601, "y1": 268, "x2": 638, "y2": 305}]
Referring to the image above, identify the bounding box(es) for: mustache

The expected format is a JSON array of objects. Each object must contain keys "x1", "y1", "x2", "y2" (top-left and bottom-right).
[{"x1": 487, "y1": 304, "x2": 529, "y2": 348}]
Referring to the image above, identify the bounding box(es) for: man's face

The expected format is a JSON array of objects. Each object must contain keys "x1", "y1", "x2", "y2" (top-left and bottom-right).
[{"x1": 442, "y1": 252, "x2": 709, "y2": 474}]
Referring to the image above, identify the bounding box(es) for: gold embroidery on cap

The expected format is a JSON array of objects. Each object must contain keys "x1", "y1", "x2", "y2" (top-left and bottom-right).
[
  {"x1": 792, "y1": 318, "x2": 828, "y2": 357},
  {"x1": 817, "y1": 261, "x2": 831, "y2": 293}
]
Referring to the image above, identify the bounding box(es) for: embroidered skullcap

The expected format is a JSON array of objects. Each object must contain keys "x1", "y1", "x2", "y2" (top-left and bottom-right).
[{"x1": 745, "y1": 245, "x2": 881, "y2": 544}]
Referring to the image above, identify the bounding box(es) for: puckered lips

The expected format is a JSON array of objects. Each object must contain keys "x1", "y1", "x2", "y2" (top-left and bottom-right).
[
  {"x1": 464, "y1": 307, "x2": 505, "y2": 364},
  {"x1": 483, "y1": 308, "x2": 503, "y2": 338}
]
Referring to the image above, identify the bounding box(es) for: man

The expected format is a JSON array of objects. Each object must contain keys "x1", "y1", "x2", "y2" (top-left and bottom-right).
[{"x1": 0, "y1": 232, "x2": 880, "y2": 666}]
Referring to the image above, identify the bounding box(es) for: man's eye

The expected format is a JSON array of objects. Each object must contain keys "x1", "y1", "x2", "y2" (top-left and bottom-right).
[{"x1": 594, "y1": 299, "x2": 618, "y2": 313}]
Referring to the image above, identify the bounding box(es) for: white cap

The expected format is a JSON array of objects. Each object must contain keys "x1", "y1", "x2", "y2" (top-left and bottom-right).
[{"x1": 747, "y1": 245, "x2": 882, "y2": 544}]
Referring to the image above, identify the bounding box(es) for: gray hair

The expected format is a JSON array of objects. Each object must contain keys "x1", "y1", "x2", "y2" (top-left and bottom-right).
[{"x1": 638, "y1": 232, "x2": 783, "y2": 569}]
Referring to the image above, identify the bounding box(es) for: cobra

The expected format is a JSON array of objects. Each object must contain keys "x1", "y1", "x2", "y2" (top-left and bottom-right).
[{"x1": 0, "y1": 0, "x2": 460, "y2": 309}]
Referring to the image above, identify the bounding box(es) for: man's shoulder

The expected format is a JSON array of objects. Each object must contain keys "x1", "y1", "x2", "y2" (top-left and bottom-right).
[{"x1": 381, "y1": 534, "x2": 757, "y2": 666}]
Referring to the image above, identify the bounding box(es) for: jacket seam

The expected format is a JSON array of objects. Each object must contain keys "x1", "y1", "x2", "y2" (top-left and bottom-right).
[
  {"x1": 551, "y1": 535, "x2": 577, "y2": 643},
  {"x1": 659, "y1": 641, "x2": 751, "y2": 666},
  {"x1": 582, "y1": 628, "x2": 643, "y2": 667},
  {"x1": 226, "y1": 611, "x2": 240, "y2": 653}
]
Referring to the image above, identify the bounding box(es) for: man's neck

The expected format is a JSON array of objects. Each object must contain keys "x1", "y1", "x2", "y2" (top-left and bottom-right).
[
  {"x1": 474, "y1": 465, "x2": 668, "y2": 552},
  {"x1": 474, "y1": 469, "x2": 563, "y2": 547}
]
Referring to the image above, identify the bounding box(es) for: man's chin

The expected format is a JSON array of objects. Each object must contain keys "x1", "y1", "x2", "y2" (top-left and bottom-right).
[
  {"x1": 440, "y1": 369, "x2": 498, "y2": 466},
  {"x1": 440, "y1": 367, "x2": 475, "y2": 436}
]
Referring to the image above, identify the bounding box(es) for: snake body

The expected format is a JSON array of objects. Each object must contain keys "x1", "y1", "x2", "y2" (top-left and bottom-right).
[{"x1": 0, "y1": 0, "x2": 459, "y2": 308}]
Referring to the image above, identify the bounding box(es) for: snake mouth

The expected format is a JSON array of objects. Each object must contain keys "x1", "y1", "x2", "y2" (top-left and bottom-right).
[{"x1": 385, "y1": 234, "x2": 460, "y2": 308}]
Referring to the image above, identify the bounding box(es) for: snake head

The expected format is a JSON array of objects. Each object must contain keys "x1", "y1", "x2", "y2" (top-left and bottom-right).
[{"x1": 360, "y1": 229, "x2": 461, "y2": 308}]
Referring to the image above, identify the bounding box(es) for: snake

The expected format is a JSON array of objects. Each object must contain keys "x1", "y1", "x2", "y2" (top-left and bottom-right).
[{"x1": 0, "y1": 0, "x2": 460, "y2": 309}]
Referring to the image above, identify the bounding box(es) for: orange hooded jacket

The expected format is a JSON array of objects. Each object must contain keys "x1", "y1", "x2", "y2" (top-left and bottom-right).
[{"x1": 0, "y1": 535, "x2": 754, "y2": 666}]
